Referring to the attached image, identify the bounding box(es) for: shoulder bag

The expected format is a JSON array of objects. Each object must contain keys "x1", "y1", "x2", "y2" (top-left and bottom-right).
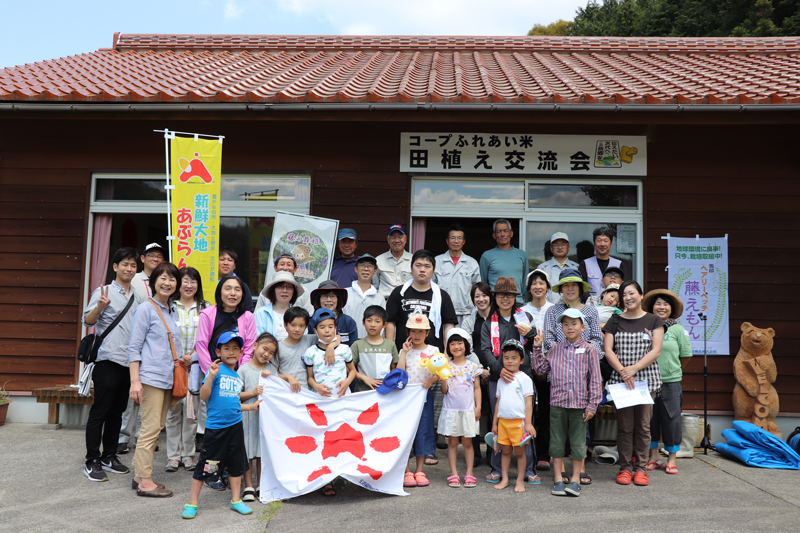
[
  {"x1": 148, "y1": 300, "x2": 188, "y2": 400},
  {"x1": 77, "y1": 291, "x2": 135, "y2": 363}
]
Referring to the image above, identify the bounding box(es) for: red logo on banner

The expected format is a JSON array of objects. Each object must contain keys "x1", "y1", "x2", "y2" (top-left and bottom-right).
[
  {"x1": 285, "y1": 402, "x2": 401, "y2": 482},
  {"x1": 178, "y1": 152, "x2": 214, "y2": 183}
]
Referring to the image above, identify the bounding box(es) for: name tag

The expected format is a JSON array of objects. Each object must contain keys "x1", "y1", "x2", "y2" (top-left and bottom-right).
[
  {"x1": 643, "y1": 333, "x2": 651, "y2": 340},
  {"x1": 575, "y1": 348, "x2": 586, "y2": 354}
]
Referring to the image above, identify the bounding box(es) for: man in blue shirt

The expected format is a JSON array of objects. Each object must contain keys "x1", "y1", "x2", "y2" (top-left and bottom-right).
[
  {"x1": 330, "y1": 228, "x2": 360, "y2": 288},
  {"x1": 479, "y1": 219, "x2": 528, "y2": 305}
]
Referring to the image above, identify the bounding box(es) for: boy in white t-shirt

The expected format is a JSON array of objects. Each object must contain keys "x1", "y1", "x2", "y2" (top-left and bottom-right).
[
  {"x1": 302, "y1": 308, "x2": 356, "y2": 397},
  {"x1": 492, "y1": 339, "x2": 536, "y2": 493}
]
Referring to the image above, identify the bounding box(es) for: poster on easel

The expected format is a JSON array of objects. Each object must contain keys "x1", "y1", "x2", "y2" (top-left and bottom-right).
[
  {"x1": 666, "y1": 235, "x2": 730, "y2": 355},
  {"x1": 265, "y1": 211, "x2": 339, "y2": 293}
]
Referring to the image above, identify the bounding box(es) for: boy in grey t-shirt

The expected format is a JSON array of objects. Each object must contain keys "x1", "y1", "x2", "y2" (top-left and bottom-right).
[
  {"x1": 350, "y1": 305, "x2": 400, "y2": 392},
  {"x1": 278, "y1": 307, "x2": 338, "y2": 390}
]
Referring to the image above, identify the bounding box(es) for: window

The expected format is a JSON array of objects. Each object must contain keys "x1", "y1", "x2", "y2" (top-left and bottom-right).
[
  {"x1": 89, "y1": 173, "x2": 310, "y2": 301},
  {"x1": 413, "y1": 179, "x2": 524, "y2": 206},
  {"x1": 527, "y1": 183, "x2": 638, "y2": 209}
]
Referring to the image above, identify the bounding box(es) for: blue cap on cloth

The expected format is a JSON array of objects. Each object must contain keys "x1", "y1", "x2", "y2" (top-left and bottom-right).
[
  {"x1": 376, "y1": 369, "x2": 409, "y2": 394},
  {"x1": 338, "y1": 228, "x2": 357, "y2": 241},
  {"x1": 217, "y1": 331, "x2": 243, "y2": 349},
  {"x1": 309, "y1": 308, "x2": 336, "y2": 331}
]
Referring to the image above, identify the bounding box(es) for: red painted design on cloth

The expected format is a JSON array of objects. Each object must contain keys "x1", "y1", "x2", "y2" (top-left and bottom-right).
[
  {"x1": 307, "y1": 403, "x2": 328, "y2": 426},
  {"x1": 285, "y1": 436, "x2": 317, "y2": 454},
  {"x1": 307, "y1": 466, "x2": 331, "y2": 481},
  {"x1": 322, "y1": 423, "x2": 365, "y2": 460},
  {"x1": 370, "y1": 436, "x2": 400, "y2": 453},
  {"x1": 357, "y1": 464, "x2": 383, "y2": 480},
  {"x1": 357, "y1": 403, "x2": 380, "y2": 425}
]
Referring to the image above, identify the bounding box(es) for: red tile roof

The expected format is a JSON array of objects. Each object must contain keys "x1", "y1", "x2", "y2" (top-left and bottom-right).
[{"x1": 1, "y1": 34, "x2": 799, "y2": 105}]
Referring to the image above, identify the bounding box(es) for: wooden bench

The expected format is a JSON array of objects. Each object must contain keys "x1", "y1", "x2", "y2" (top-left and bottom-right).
[{"x1": 32, "y1": 387, "x2": 93, "y2": 429}]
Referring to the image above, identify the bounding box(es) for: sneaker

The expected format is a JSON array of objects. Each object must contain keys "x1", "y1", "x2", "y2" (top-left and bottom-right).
[
  {"x1": 182, "y1": 457, "x2": 196, "y2": 471},
  {"x1": 230, "y1": 500, "x2": 253, "y2": 515},
  {"x1": 100, "y1": 455, "x2": 130, "y2": 474},
  {"x1": 205, "y1": 477, "x2": 227, "y2": 491},
  {"x1": 242, "y1": 487, "x2": 256, "y2": 502},
  {"x1": 84, "y1": 460, "x2": 109, "y2": 482},
  {"x1": 165, "y1": 459, "x2": 180, "y2": 472},
  {"x1": 117, "y1": 442, "x2": 130, "y2": 455}
]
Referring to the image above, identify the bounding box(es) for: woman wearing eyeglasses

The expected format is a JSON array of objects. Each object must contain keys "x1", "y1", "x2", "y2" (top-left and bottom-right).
[
  {"x1": 254, "y1": 271, "x2": 305, "y2": 341},
  {"x1": 479, "y1": 276, "x2": 539, "y2": 485}
]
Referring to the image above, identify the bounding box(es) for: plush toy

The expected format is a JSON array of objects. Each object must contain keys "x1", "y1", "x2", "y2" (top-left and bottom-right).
[{"x1": 420, "y1": 353, "x2": 452, "y2": 381}]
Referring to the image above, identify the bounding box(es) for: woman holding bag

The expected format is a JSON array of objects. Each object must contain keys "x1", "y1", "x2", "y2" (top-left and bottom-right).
[
  {"x1": 128, "y1": 262, "x2": 184, "y2": 497},
  {"x1": 164, "y1": 267, "x2": 209, "y2": 473}
]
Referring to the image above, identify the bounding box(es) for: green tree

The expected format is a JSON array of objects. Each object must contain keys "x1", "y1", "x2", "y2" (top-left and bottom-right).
[{"x1": 528, "y1": 19, "x2": 574, "y2": 35}]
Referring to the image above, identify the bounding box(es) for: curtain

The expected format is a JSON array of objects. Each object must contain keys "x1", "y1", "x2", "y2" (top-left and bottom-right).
[{"x1": 411, "y1": 217, "x2": 426, "y2": 253}]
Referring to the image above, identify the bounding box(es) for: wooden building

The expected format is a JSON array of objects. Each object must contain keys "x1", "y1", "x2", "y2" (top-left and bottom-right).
[{"x1": 1, "y1": 34, "x2": 798, "y2": 425}]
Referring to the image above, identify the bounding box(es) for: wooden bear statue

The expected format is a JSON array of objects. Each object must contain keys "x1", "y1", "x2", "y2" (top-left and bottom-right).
[{"x1": 732, "y1": 322, "x2": 781, "y2": 437}]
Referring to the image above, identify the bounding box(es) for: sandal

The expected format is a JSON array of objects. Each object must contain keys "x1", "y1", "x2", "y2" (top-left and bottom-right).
[
  {"x1": 403, "y1": 472, "x2": 417, "y2": 487},
  {"x1": 536, "y1": 460, "x2": 551, "y2": 471},
  {"x1": 665, "y1": 465, "x2": 679, "y2": 474},
  {"x1": 424, "y1": 454, "x2": 439, "y2": 466},
  {"x1": 447, "y1": 475, "x2": 461, "y2": 487},
  {"x1": 646, "y1": 461, "x2": 664, "y2": 471},
  {"x1": 321, "y1": 483, "x2": 336, "y2": 496},
  {"x1": 633, "y1": 472, "x2": 649, "y2": 486},
  {"x1": 580, "y1": 472, "x2": 592, "y2": 485},
  {"x1": 485, "y1": 473, "x2": 501, "y2": 484},
  {"x1": 414, "y1": 472, "x2": 430, "y2": 487},
  {"x1": 464, "y1": 475, "x2": 477, "y2": 487},
  {"x1": 616, "y1": 470, "x2": 633, "y2": 485},
  {"x1": 527, "y1": 475, "x2": 542, "y2": 485}
]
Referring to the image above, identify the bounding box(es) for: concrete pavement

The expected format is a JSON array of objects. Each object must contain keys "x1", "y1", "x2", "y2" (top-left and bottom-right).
[{"x1": 1, "y1": 424, "x2": 798, "y2": 532}]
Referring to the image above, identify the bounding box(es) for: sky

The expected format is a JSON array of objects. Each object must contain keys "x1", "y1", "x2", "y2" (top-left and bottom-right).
[{"x1": 0, "y1": 0, "x2": 586, "y2": 68}]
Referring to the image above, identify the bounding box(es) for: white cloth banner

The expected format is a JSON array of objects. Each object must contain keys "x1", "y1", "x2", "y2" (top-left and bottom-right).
[
  {"x1": 666, "y1": 235, "x2": 730, "y2": 355},
  {"x1": 266, "y1": 211, "x2": 339, "y2": 294},
  {"x1": 258, "y1": 378, "x2": 427, "y2": 502}
]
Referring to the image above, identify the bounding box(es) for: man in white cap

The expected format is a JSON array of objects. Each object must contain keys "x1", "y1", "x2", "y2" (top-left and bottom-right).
[
  {"x1": 132, "y1": 243, "x2": 165, "y2": 301},
  {"x1": 537, "y1": 233, "x2": 578, "y2": 304}
]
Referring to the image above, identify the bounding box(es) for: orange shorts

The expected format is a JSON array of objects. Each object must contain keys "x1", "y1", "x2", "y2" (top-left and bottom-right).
[{"x1": 497, "y1": 418, "x2": 525, "y2": 447}]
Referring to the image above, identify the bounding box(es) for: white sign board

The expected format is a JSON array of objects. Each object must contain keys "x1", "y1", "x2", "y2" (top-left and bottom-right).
[
  {"x1": 667, "y1": 236, "x2": 730, "y2": 355},
  {"x1": 400, "y1": 133, "x2": 647, "y2": 176},
  {"x1": 265, "y1": 211, "x2": 339, "y2": 293}
]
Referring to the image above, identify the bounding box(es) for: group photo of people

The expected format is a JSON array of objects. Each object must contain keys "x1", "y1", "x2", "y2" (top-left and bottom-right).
[{"x1": 81, "y1": 217, "x2": 691, "y2": 517}]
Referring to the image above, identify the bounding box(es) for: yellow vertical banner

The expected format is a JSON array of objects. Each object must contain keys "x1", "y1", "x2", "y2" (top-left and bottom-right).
[{"x1": 170, "y1": 135, "x2": 222, "y2": 289}]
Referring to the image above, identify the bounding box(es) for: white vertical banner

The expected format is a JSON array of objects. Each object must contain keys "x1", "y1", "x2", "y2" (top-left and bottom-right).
[
  {"x1": 265, "y1": 211, "x2": 339, "y2": 294},
  {"x1": 666, "y1": 236, "x2": 730, "y2": 355},
  {"x1": 258, "y1": 378, "x2": 427, "y2": 502}
]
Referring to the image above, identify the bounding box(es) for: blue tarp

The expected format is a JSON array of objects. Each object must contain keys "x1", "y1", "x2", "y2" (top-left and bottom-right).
[{"x1": 716, "y1": 420, "x2": 800, "y2": 470}]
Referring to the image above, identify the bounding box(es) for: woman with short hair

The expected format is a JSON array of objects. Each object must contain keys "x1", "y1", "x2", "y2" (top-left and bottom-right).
[{"x1": 128, "y1": 261, "x2": 183, "y2": 497}]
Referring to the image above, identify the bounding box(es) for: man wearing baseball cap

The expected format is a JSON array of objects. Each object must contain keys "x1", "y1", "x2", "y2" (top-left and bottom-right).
[
  {"x1": 132, "y1": 243, "x2": 166, "y2": 301},
  {"x1": 375, "y1": 223, "x2": 412, "y2": 300},
  {"x1": 537, "y1": 232, "x2": 579, "y2": 304},
  {"x1": 330, "y1": 228, "x2": 361, "y2": 288}
]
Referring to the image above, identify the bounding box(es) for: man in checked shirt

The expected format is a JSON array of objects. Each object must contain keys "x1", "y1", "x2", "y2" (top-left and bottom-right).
[{"x1": 531, "y1": 308, "x2": 602, "y2": 498}]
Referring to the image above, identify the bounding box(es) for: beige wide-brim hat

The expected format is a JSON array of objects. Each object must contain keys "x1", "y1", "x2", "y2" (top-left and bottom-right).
[
  {"x1": 264, "y1": 271, "x2": 305, "y2": 297},
  {"x1": 642, "y1": 289, "x2": 684, "y2": 318}
]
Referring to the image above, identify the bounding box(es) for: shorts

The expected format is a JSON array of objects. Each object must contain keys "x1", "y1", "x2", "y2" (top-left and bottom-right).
[
  {"x1": 497, "y1": 418, "x2": 525, "y2": 447},
  {"x1": 193, "y1": 421, "x2": 248, "y2": 481},
  {"x1": 549, "y1": 406, "x2": 587, "y2": 461}
]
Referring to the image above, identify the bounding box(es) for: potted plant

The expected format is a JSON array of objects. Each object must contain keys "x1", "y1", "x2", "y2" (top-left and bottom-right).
[{"x1": 0, "y1": 381, "x2": 11, "y2": 426}]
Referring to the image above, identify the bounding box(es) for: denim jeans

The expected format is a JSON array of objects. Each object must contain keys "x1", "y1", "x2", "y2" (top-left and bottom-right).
[{"x1": 412, "y1": 388, "x2": 436, "y2": 457}]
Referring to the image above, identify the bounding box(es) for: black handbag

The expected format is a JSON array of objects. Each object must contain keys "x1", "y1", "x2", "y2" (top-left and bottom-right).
[{"x1": 77, "y1": 291, "x2": 135, "y2": 363}]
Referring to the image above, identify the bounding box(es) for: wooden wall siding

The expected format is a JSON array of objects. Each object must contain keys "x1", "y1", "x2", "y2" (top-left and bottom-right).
[
  {"x1": 0, "y1": 117, "x2": 798, "y2": 416},
  {"x1": 645, "y1": 123, "x2": 800, "y2": 413}
]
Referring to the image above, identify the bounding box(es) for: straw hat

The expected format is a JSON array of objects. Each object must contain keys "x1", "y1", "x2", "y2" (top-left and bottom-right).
[{"x1": 642, "y1": 289, "x2": 684, "y2": 318}]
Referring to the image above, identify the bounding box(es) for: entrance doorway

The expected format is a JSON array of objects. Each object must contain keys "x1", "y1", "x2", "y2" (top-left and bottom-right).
[{"x1": 422, "y1": 217, "x2": 521, "y2": 260}]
